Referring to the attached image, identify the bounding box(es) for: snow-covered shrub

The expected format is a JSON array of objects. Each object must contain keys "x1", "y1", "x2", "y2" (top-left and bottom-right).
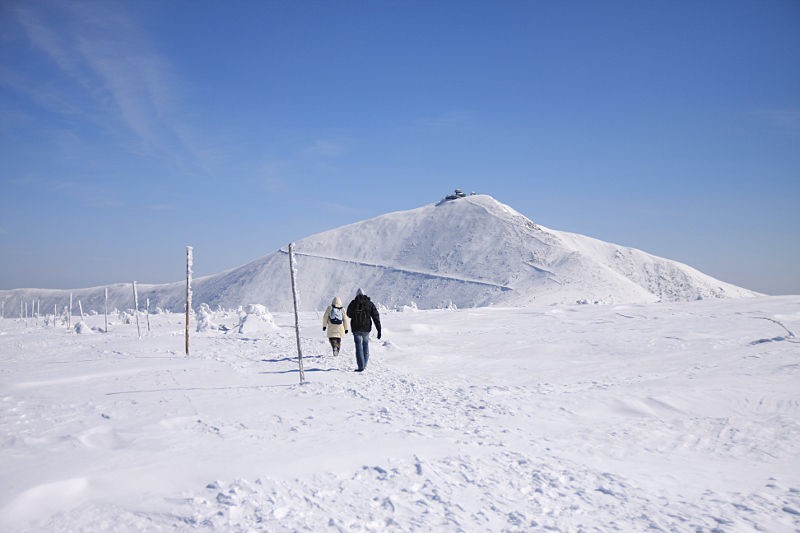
[
  {"x1": 244, "y1": 304, "x2": 271, "y2": 319},
  {"x1": 74, "y1": 321, "x2": 93, "y2": 334},
  {"x1": 400, "y1": 301, "x2": 419, "y2": 313},
  {"x1": 196, "y1": 303, "x2": 217, "y2": 332},
  {"x1": 237, "y1": 304, "x2": 277, "y2": 335}
]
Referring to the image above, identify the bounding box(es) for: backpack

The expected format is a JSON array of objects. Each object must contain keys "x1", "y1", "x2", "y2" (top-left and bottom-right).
[
  {"x1": 329, "y1": 306, "x2": 343, "y2": 325},
  {"x1": 352, "y1": 301, "x2": 370, "y2": 330}
]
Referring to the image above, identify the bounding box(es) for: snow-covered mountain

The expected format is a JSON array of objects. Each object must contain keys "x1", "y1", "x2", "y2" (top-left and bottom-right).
[{"x1": 0, "y1": 195, "x2": 758, "y2": 314}]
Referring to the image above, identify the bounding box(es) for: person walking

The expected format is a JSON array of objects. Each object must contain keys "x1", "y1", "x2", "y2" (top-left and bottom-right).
[
  {"x1": 322, "y1": 296, "x2": 349, "y2": 357},
  {"x1": 346, "y1": 288, "x2": 381, "y2": 372}
]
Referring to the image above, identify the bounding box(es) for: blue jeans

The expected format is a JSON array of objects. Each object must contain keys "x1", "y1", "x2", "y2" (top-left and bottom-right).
[{"x1": 353, "y1": 331, "x2": 370, "y2": 370}]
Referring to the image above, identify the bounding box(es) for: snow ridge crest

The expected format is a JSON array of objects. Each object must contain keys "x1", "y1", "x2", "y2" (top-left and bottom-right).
[{"x1": 0, "y1": 195, "x2": 758, "y2": 312}]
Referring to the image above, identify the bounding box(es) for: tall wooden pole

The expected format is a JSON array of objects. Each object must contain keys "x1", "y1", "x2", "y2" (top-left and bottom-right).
[
  {"x1": 104, "y1": 288, "x2": 109, "y2": 333},
  {"x1": 288, "y1": 243, "x2": 305, "y2": 383},
  {"x1": 186, "y1": 246, "x2": 193, "y2": 356},
  {"x1": 132, "y1": 281, "x2": 141, "y2": 339}
]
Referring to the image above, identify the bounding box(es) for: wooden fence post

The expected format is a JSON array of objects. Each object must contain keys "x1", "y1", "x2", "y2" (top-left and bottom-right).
[
  {"x1": 288, "y1": 243, "x2": 305, "y2": 384},
  {"x1": 145, "y1": 297, "x2": 151, "y2": 332},
  {"x1": 186, "y1": 246, "x2": 193, "y2": 355},
  {"x1": 132, "y1": 281, "x2": 141, "y2": 339}
]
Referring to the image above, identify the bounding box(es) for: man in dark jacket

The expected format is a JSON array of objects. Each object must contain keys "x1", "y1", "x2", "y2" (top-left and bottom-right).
[{"x1": 346, "y1": 288, "x2": 381, "y2": 372}]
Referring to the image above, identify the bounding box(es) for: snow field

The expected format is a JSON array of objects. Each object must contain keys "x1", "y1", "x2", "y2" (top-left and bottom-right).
[{"x1": 1, "y1": 297, "x2": 799, "y2": 531}]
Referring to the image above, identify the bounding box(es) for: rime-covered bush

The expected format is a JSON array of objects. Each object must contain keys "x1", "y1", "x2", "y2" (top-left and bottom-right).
[
  {"x1": 237, "y1": 304, "x2": 277, "y2": 335},
  {"x1": 400, "y1": 301, "x2": 419, "y2": 313},
  {"x1": 196, "y1": 303, "x2": 218, "y2": 332},
  {"x1": 74, "y1": 321, "x2": 94, "y2": 334}
]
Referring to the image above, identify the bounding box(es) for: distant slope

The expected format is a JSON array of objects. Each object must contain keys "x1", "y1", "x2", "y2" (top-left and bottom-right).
[{"x1": 0, "y1": 195, "x2": 758, "y2": 314}]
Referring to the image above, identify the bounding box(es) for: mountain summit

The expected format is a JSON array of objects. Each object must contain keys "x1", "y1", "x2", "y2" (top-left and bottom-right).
[
  {"x1": 187, "y1": 194, "x2": 756, "y2": 311},
  {"x1": 0, "y1": 195, "x2": 757, "y2": 313}
]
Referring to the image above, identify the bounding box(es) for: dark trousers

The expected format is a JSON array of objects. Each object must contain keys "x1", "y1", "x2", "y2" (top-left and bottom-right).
[{"x1": 328, "y1": 337, "x2": 341, "y2": 355}]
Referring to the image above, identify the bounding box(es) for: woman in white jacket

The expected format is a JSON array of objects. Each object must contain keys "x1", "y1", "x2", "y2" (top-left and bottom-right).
[{"x1": 322, "y1": 296, "x2": 350, "y2": 356}]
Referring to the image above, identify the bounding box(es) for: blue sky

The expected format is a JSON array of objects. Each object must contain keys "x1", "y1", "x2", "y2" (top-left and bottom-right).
[{"x1": 1, "y1": 0, "x2": 798, "y2": 294}]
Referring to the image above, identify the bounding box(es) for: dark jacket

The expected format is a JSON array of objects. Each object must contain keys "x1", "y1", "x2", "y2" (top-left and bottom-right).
[{"x1": 346, "y1": 294, "x2": 381, "y2": 334}]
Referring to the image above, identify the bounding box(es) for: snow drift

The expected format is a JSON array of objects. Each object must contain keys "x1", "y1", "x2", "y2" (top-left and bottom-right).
[{"x1": 0, "y1": 195, "x2": 758, "y2": 313}]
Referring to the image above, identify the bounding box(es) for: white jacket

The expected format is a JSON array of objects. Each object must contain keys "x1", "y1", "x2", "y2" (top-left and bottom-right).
[{"x1": 322, "y1": 296, "x2": 350, "y2": 338}]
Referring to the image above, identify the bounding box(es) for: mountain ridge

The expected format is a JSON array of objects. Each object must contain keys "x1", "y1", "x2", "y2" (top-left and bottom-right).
[{"x1": 0, "y1": 195, "x2": 759, "y2": 314}]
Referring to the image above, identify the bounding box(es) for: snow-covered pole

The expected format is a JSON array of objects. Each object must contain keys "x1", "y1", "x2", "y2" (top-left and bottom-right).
[
  {"x1": 288, "y1": 243, "x2": 305, "y2": 384},
  {"x1": 78, "y1": 300, "x2": 85, "y2": 322},
  {"x1": 53, "y1": 304, "x2": 57, "y2": 328},
  {"x1": 68, "y1": 292, "x2": 73, "y2": 330},
  {"x1": 1, "y1": 299, "x2": 4, "y2": 319},
  {"x1": 36, "y1": 300, "x2": 40, "y2": 325},
  {"x1": 104, "y1": 288, "x2": 109, "y2": 333},
  {"x1": 185, "y1": 246, "x2": 193, "y2": 356},
  {"x1": 24, "y1": 301, "x2": 28, "y2": 328},
  {"x1": 145, "y1": 297, "x2": 151, "y2": 333},
  {"x1": 132, "y1": 281, "x2": 141, "y2": 339}
]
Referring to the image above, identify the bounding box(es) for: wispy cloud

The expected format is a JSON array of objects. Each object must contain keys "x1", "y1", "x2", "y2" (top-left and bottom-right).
[
  {"x1": 304, "y1": 138, "x2": 351, "y2": 158},
  {"x1": 10, "y1": 2, "x2": 200, "y2": 165}
]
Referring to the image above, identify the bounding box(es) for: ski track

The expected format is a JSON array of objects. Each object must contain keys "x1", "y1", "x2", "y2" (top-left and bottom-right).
[{"x1": 1, "y1": 297, "x2": 799, "y2": 531}]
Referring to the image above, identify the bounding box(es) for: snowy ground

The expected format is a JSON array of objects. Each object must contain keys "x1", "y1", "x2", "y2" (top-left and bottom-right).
[{"x1": 1, "y1": 296, "x2": 799, "y2": 531}]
